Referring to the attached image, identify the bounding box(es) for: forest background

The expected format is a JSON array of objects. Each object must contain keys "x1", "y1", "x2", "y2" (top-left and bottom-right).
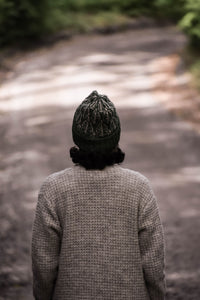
[{"x1": 0, "y1": 0, "x2": 200, "y2": 87}]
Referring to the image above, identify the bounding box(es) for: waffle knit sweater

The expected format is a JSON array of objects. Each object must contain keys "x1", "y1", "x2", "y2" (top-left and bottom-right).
[{"x1": 32, "y1": 165, "x2": 165, "y2": 300}]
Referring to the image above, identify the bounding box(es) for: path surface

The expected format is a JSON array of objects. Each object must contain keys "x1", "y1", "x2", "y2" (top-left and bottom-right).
[{"x1": 0, "y1": 26, "x2": 200, "y2": 300}]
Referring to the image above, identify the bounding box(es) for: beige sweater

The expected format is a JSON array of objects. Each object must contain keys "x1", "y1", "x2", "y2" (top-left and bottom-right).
[{"x1": 32, "y1": 165, "x2": 165, "y2": 300}]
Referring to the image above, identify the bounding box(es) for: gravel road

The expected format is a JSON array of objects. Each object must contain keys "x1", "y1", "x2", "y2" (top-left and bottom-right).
[{"x1": 0, "y1": 25, "x2": 200, "y2": 299}]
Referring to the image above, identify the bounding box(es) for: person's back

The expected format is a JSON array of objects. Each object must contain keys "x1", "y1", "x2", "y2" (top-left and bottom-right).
[{"x1": 32, "y1": 91, "x2": 165, "y2": 300}]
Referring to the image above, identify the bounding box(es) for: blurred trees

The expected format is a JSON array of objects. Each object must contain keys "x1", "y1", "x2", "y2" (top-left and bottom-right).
[
  {"x1": 0, "y1": 0, "x2": 52, "y2": 45},
  {"x1": 179, "y1": 0, "x2": 200, "y2": 47},
  {"x1": 154, "y1": 0, "x2": 185, "y2": 21},
  {"x1": 154, "y1": 0, "x2": 200, "y2": 48},
  {"x1": 0, "y1": 0, "x2": 200, "y2": 48}
]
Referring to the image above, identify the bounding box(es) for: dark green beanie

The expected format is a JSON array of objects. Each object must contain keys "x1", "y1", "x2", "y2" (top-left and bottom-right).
[{"x1": 72, "y1": 90, "x2": 121, "y2": 153}]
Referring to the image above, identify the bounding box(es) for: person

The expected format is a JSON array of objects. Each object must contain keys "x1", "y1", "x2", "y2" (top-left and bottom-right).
[{"x1": 32, "y1": 90, "x2": 166, "y2": 300}]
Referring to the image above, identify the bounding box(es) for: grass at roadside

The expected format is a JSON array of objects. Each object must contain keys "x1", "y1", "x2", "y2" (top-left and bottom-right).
[
  {"x1": 190, "y1": 60, "x2": 200, "y2": 91},
  {"x1": 45, "y1": 10, "x2": 133, "y2": 34},
  {"x1": 182, "y1": 46, "x2": 200, "y2": 91}
]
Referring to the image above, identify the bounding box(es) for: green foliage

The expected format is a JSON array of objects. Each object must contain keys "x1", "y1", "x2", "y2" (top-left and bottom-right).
[
  {"x1": 51, "y1": 0, "x2": 154, "y2": 15},
  {"x1": 0, "y1": 0, "x2": 200, "y2": 48},
  {"x1": 0, "y1": 0, "x2": 156, "y2": 46},
  {"x1": 118, "y1": 0, "x2": 155, "y2": 17},
  {"x1": 179, "y1": 0, "x2": 200, "y2": 47},
  {"x1": 182, "y1": 46, "x2": 200, "y2": 90},
  {"x1": 153, "y1": 0, "x2": 186, "y2": 21},
  {"x1": 190, "y1": 59, "x2": 200, "y2": 90},
  {"x1": 52, "y1": 11, "x2": 129, "y2": 33},
  {"x1": 0, "y1": 0, "x2": 51, "y2": 45}
]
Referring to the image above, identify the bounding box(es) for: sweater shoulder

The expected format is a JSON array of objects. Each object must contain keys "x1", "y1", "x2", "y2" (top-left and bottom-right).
[
  {"x1": 118, "y1": 167, "x2": 154, "y2": 199},
  {"x1": 46, "y1": 167, "x2": 73, "y2": 182},
  {"x1": 39, "y1": 168, "x2": 73, "y2": 195},
  {"x1": 118, "y1": 167, "x2": 150, "y2": 185}
]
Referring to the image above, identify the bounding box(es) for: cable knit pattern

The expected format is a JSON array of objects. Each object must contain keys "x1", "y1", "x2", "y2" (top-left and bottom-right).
[
  {"x1": 72, "y1": 91, "x2": 121, "y2": 153},
  {"x1": 32, "y1": 165, "x2": 165, "y2": 300}
]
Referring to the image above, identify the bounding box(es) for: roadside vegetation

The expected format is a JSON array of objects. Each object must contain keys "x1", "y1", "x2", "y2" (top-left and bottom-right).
[{"x1": 0, "y1": 0, "x2": 200, "y2": 88}]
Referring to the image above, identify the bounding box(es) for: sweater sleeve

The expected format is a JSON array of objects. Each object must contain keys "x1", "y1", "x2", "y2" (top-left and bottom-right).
[
  {"x1": 32, "y1": 178, "x2": 62, "y2": 300},
  {"x1": 138, "y1": 177, "x2": 166, "y2": 300}
]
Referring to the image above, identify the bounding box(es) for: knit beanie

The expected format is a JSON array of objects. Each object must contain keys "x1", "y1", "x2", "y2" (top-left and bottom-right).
[{"x1": 72, "y1": 90, "x2": 121, "y2": 153}]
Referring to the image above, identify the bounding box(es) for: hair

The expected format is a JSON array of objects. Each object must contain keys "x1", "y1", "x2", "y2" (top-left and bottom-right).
[{"x1": 70, "y1": 146, "x2": 125, "y2": 170}]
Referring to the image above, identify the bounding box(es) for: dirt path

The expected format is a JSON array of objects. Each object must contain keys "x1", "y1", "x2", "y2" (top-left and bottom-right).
[{"x1": 0, "y1": 26, "x2": 200, "y2": 300}]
